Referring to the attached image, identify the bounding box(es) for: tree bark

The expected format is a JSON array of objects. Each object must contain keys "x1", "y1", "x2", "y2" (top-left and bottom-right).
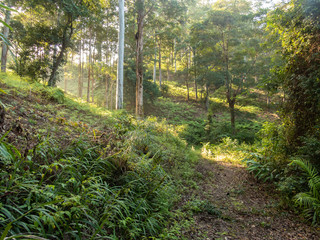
[
  {"x1": 222, "y1": 31, "x2": 236, "y2": 135},
  {"x1": 105, "y1": 75, "x2": 109, "y2": 108},
  {"x1": 135, "y1": 5, "x2": 144, "y2": 118},
  {"x1": 1, "y1": 4, "x2": 11, "y2": 73},
  {"x1": 91, "y1": 47, "x2": 95, "y2": 103},
  {"x1": 153, "y1": 33, "x2": 157, "y2": 83},
  {"x1": 205, "y1": 83, "x2": 209, "y2": 111},
  {"x1": 174, "y1": 38, "x2": 177, "y2": 73},
  {"x1": 186, "y1": 49, "x2": 189, "y2": 101},
  {"x1": 193, "y1": 47, "x2": 197, "y2": 100},
  {"x1": 167, "y1": 55, "x2": 170, "y2": 82},
  {"x1": 158, "y1": 39, "x2": 162, "y2": 87},
  {"x1": 116, "y1": 0, "x2": 124, "y2": 109},
  {"x1": 229, "y1": 99, "x2": 236, "y2": 135},
  {"x1": 78, "y1": 40, "x2": 83, "y2": 98},
  {"x1": 87, "y1": 38, "x2": 92, "y2": 103}
]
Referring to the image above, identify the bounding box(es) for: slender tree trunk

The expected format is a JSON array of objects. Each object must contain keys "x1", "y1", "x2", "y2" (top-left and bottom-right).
[
  {"x1": 186, "y1": 49, "x2": 189, "y2": 101},
  {"x1": 267, "y1": 91, "x2": 270, "y2": 106},
  {"x1": 153, "y1": 49, "x2": 157, "y2": 83},
  {"x1": 135, "y1": 1, "x2": 144, "y2": 119},
  {"x1": 87, "y1": 38, "x2": 92, "y2": 103},
  {"x1": 110, "y1": 79, "x2": 114, "y2": 110},
  {"x1": 205, "y1": 83, "x2": 209, "y2": 111},
  {"x1": 167, "y1": 55, "x2": 169, "y2": 82},
  {"x1": 78, "y1": 40, "x2": 83, "y2": 98},
  {"x1": 153, "y1": 33, "x2": 157, "y2": 83},
  {"x1": 172, "y1": 41, "x2": 174, "y2": 67},
  {"x1": 105, "y1": 75, "x2": 109, "y2": 108},
  {"x1": 1, "y1": 4, "x2": 11, "y2": 73},
  {"x1": 116, "y1": 0, "x2": 125, "y2": 109},
  {"x1": 174, "y1": 38, "x2": 176, "y2": 73},
  {"x1": 91, "y1": 48, "x2": 95, "y2": 103},
  {"x1": 223, "y1": 31, "x2": 236, "y2": 134},
  {"x1": 158, "y1": 39, "x2": 162, "y2": 87},
  {"x1": 193, "y1": 47, "x2": 198, "y2": 100},
  {"x1": 229, "y1": 100, "x2": 235, "y2": 135}
]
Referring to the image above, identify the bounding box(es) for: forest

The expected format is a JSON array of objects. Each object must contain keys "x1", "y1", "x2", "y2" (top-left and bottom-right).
[{"x1": 1, "y1": 0, "x2": 320, "y2": 239}]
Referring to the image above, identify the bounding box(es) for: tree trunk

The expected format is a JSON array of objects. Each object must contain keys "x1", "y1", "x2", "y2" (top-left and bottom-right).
[
  {"x1": 105, "y1": 75, "x2": 109, "y2": 108},
  {"x1": 193, "y1": 47, "x2": 197, "y2": 100},
  {"x1": 1, "y1": 4, "x2": 11, "y2": 73},
  {"x1": 110, "y1": 79, "x2": 114, "y2": 110},
  {"x1": 87, "y1": 38, "x2": 92, "y2": 103},
  {"x1": 205, "y1": 83, "x2": 209, "y2": 111},
  {"x1": 153, "y1": 32, "x2": 157, "y2": 83},
  {"x1": 167, "y1": 56, "x2": 170, "y2": 82},
  {"x1": 229, "y1": 100, "x2": 235, "y2": 135},
  {"x1": 91, "y1": 49, "x2": 95, "y2": 103},
  {"x1": 174, "y1": 38, "x2": 176, "y2": 73},
  {"x1": 172, "y1": 41, "x2": 174, "y2": 67},
  {"x1": 48, "y1": 16, "x2": 73, "y2": 87},
  {"x1": 158, "y1": 39, "x2": 162, "y2": 87},
  {"x1": 135, "y1": 1, "x2": 144, "y2": 119},
  {"x1": 222, "y1": 31, "x2": 236, "y2": 135},
  {"x1": 116, "y1": 0, "x2": 124, "y2": 109},
  {"x1": 78, "y1": 40, "x2": 83, "y2": 98},
  {"x1": 186, "y1": 49, "x2": 189, "y2": 101}
]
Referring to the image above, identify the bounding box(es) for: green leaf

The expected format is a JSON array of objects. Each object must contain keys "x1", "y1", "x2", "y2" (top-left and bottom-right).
[
  {"x1": 0, "y1": 4, "x2": 16, "y2": 12},
  {"x1": 0, "y1": 88, "x2": 7, "y2": 94}
]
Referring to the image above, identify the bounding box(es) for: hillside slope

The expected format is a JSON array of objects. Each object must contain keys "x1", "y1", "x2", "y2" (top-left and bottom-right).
[
  {"x1": 1, "y1": 74, "x2": 319, "y2": 239},
  {"x1": 0, "y1": 73, "x2": 198, "y2": 239}
]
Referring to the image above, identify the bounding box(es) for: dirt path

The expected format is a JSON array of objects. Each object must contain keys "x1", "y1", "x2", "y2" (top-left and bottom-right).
[{"x1": 184, "y1": 158, "x2": 320, "y2": 240}]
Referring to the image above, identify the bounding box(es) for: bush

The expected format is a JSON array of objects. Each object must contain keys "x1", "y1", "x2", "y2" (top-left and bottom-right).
[
  {"x1": 160, "y1": 84, "x2": 169, "y2": 97},
  {"x1": 180, "y1": 119, "x2": 206, "y2": 145}
]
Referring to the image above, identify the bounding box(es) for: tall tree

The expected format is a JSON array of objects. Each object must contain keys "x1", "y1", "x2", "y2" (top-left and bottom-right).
[
  {"x1": 116, "y1": 0, "x2": 124, "y2": 109},
  {"x1": 135, "y1": 0, "x2": 146, "y2": 118}
]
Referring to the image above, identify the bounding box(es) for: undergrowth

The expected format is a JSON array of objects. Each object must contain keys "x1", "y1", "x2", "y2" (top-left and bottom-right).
[{"x1": 0, "y1": 73, "x2": 198, "y2": 239}]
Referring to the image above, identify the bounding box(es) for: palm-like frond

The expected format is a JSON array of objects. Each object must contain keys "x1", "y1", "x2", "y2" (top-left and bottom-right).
[{"x1": 291, "y1": 159, "x2": 320, "y2": 225}]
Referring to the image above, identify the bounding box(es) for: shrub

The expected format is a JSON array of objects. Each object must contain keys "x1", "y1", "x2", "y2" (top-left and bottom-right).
[
  {"x1": 160, "y1": 84, "x2": 169, "y2": 97},
  {"x1": 180, "y1": 119, "x2": 206, "y2": 145}
]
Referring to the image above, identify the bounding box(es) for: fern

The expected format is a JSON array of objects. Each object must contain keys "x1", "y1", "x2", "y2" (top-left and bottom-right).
[{"x1": 291, "y1": 159, "x2": 320, "y2": 225}]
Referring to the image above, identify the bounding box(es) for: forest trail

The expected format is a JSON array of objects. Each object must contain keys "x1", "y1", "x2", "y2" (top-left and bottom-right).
[{"x1": 183, "y1": 157, "x2": 320, "y2": 240}]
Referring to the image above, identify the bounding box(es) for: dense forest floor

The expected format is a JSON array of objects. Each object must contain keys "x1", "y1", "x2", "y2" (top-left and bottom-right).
[{"x1": 1, "y1": 75, "x2": 320, "y2": 239}]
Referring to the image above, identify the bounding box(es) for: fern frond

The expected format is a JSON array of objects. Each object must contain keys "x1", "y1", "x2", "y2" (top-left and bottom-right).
[
  {"x1": 294, "y1": 192, "x2": 320, "y2": 208},
  {"x1": 291, "y1": 159, "x2": 320, "y2": 201},
  {"x1": 291, "y1": 159, "x2": 319, "y2": 179}
]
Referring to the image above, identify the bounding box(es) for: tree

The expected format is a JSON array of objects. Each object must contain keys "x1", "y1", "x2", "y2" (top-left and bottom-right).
[
  {"x1": 11, "y1": 0, "x2": 91, "y2": 86},
  {"x1": 195, "y1": 0, "x2": 256, "y2": 134},
  {"x1": 116, "y1": 0, "x2": 124, "y2": 109},
  {"x1": 135, "y1": 0, "x2": 145, "y2": 118},
  {"x1": 1, "y1": 0, "x2": 12, "y2": 72}
]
